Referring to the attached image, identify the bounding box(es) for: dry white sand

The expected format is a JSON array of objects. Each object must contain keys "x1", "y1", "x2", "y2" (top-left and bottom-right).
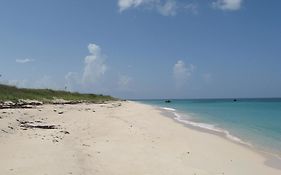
[{"x1": 0, "y1": 101, "x2": 280, "y2": 175}]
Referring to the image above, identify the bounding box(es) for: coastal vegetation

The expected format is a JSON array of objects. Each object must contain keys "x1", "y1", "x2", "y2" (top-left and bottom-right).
[{"x1": 0, "y1": 84, "x2": 116, "y2": 103}]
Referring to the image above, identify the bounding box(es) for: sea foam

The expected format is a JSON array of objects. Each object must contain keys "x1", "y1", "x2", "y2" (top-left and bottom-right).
[
  {"x1": 160, "y1": 107, "x2": 176, "y2": 111},
  {"x1": 162, "y1": 107, "x2": 252, "y2": 147}
]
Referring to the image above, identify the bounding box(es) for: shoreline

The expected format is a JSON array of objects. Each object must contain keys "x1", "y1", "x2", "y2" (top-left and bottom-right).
[
  {"x1": 156, "y1": 105, "x2": 281, "y2": 170},
  {"x1": 1, "y1": 101, "x2": 281, "y2": 174}
]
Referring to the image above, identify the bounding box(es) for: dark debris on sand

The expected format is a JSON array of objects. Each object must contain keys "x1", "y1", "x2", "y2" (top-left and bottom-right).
[{"x1": 18, "y1": 120, "x2": 58, "y2": 130}]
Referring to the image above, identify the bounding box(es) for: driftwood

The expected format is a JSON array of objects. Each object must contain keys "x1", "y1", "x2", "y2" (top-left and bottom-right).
[
  {"x1": 18, "y1": 120, "x2": 57, "y2": 129},
  {"x1": 0, "y1": 100, "x2": 43, "y2": 109},
  {"x1": 20, "y1": 124, "x2": 57, "y2": 129},
  {"x1": 1, "y1": 129, "x2": 8, "y2": 133},
  {"x1": 51, "y1": 99, "x2": 81, "y2": 105}
]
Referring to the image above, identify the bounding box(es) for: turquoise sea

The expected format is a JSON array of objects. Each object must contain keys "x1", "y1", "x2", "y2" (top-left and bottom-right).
[{"x1": 136, "y1": 99, "x2": 281, "y2": 156}]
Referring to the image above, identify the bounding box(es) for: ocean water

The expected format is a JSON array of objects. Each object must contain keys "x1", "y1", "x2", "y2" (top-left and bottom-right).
[{"x1": 136, "y1": 99, "x2": 281, "y2": 156}]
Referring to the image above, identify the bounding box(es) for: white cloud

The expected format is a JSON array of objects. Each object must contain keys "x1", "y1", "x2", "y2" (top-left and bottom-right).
[
  {"x1": 173, "y1": 60, "x2": 195, "y2": 88},
  {"x1": 118, "y1": 0, "x2": 178, "y2": 16},
  {"x1": 16, "y1": 58, "x2": 34, "y2": 64},
  {"x1": 157, "y1": 0, "x2": 177, "y2": 16},
  {"x1": 65, "y1": 72, "x2": 80, "y2": 91},
  {"x1": 63, "y1": 43, "x2": 109, "y2": 93},
  {"x1": 118, "y1": 0, "x2": 147, "y2": 12},
  {"x1": 82, "y1": 43, "x2": 107, "y2": 85},
  {"x1": 185, "y1": 3, "x2": 198, "y2": 14},
  {"x1": 2, "y1": 43, "x2": 110, "y2": 93},
  {"x1": 33, "y1": 75, "x2": 61, "y2": 90},
  {"x1": 212, "y1": 0, "x2": 243, "y2": 11},
  {"x1": 0, "y1": 79, "x2": 28, "y2": 88},
  {"x1": 118, "y1": 0, "x2": 243, "y2": 14},
  {"x1": 0, "y1": 76, "x2": 61, "y2": 90}
]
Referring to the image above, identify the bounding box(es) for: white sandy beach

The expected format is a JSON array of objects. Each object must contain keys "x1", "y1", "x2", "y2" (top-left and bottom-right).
[{"x1": 0, "y1": 101, "x2": 280, "y2": 175}]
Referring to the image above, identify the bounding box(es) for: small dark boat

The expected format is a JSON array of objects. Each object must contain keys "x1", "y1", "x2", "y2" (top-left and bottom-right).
[
  {"x1": 233, "y1": 99, "x2": 237, "y2": 102},
  {"x1": 165, "y1": 100, "x2": 171, "y2": 103}
]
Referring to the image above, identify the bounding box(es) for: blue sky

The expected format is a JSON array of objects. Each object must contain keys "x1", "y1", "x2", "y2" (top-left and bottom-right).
[{"x1": 0, "y1": 0, "x2": 281, "y2": 99}]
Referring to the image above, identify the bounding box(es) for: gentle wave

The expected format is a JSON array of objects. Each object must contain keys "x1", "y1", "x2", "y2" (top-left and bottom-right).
[
  {"x1": 160, "y1": 107, "x2": 176, "y2": 111},
  {"x1": 162, "y1": 107, "x2": 252, "y2": 147},
  {"x1": 174, "y1": 113, "x2": 252, "y2": 146}
]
